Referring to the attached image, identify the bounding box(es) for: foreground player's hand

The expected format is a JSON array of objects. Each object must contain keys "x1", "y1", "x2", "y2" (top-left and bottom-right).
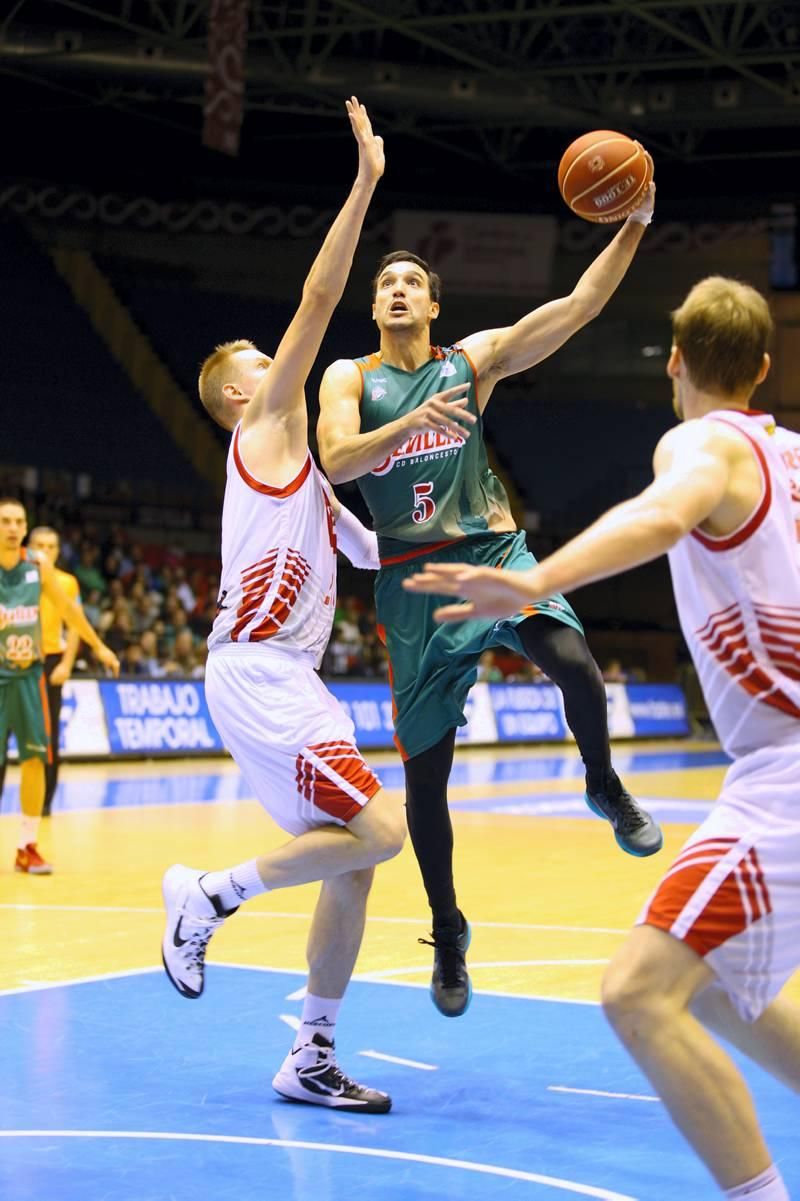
[
  {"x1": 403, "y1": 384, "x2": 478, "y2": 441},
  {"x1": 347, "y1": 96, "x2": 384, "y2": 186},
  {"x1": 403, "y1": 562, "x2": 535, "y2": 622},
  {"x1": 96, "y1": 644, "x2": 121, "y2": 677}
]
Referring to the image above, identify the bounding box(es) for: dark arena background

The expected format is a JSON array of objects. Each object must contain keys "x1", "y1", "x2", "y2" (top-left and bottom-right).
[{"x1": 1, "y1": 5, "x2": 799, "y2": 1201}]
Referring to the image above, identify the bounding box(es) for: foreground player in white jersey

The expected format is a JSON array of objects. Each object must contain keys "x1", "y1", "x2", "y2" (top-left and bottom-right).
[
  {"x1": 405, "y1": 276, "x2": 800, "y2": 1200},
  {"x1": 771, "y1": 420, "x2": 800, "y2": 544},
  {"x1": 161, "y1": 99, "x2": 407, "y2": 1114}
]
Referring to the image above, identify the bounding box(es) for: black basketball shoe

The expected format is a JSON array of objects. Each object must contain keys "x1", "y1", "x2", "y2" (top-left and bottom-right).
[
  {"x1": 419, "y1": 910, "x2": 472, "y2": 1017},
  {"x1": 585, "y1": 769, "x2": 663, "y2": 857}
]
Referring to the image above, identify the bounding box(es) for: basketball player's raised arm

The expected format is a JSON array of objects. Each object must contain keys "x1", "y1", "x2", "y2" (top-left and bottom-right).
[
  {"x1": 459, "y1": 185, "x2": 654, "y2": 407},
  {"x1": 39, "y1": 559, "x2": 121, "y2": 676},
  {"x1": 403, "y1": 420, "x2": 732, "y2": 621},
  {"x1": 243, "y1": 98, "x2": 383, "y2": 427},
  {"x1": 318, "y1": 360, "x2": 475, "y2": 484}
]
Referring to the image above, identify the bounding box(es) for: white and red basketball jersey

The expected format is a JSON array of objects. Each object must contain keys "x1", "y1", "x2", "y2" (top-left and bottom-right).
[
  {"x1": 668, "y1": 409, "x2": 800, "y2": 758},
  {"x1": 208, "y1": 425, "x2": 337, "y2": 668},
  {"x1": 744, "y1": 411, "x2": 800, "y2": 547},
  {"x1": 771, "y1": 421, "x2": 800, "y2": 542}
]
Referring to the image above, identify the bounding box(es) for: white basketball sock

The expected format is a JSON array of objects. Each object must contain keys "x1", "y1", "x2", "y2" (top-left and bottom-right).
[
  {"x1": 200, "y1": 859, "x2": 266, "y2": 910},
  {"x1": 725, "y1": 1165, "x2": 789, "y2": 1200},
  {"x1": 293, "y1": 994, "x2": 342, "y2": 1050},
  {"x1": 18, "y1": 815, "x2": 40, "y2": 850}
]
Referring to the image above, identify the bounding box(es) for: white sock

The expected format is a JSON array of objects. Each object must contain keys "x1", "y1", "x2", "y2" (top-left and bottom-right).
[
  {"x1": 18, "y1": 815, "x2": 40, "y2": 850},
  {"x1": 725, "y1": 1165, "x2": 789, "y2": 1200},
  {"x1": 293, "y1": 994, "x2": 342, "y2": 1049},
  {"x1": 200, "y1": 860, "x2": 267, "y2": 910}
]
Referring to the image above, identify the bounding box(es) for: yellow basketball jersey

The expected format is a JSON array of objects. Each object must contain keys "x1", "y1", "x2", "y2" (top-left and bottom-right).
[{"x1": 41, "y1": 568, "x2": 80, "y2": 655}]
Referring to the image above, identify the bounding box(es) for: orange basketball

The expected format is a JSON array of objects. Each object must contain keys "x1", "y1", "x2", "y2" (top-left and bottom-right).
[{"x1": 558, "y1": 130, "x2": 652, "y2": 223}]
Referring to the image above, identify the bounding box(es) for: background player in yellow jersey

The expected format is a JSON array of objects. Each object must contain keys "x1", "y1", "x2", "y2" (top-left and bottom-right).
[
  {"x1": 0, "y1": 499, "x2": 120, "y2": 872},
  {"x1": 317, "y1": 185, "x2": 661, "y2": 1018}
]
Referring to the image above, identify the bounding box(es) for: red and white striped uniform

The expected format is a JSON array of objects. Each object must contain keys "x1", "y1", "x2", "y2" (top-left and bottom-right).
[
  {"x1": 641, "y1": 409, "x2": 800, "y2": 1020},
  {"x1": 209, "y1": 424, "x2": 337, "y2": 667},
  {"x1": 667, "y1": 408, "x2": 800, "y2": 759},
  {"x1": 206, "y1": 425, "x2": 380, "y2": 836}
]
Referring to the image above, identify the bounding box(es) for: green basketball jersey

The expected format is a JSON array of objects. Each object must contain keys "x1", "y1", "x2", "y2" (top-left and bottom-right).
[
  {"x1": 0, "y1": 550, "x2": 43, "y2": 676},
  {"x1": 354, "y1": 345, "x2": 515, "y2": 563}
]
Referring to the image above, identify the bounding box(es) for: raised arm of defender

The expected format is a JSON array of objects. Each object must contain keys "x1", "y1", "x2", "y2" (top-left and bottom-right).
[
  {"x1": 402, "y1": 417, "x2": 758, "y2": 621},
  {"x1": 242, "y1": 98, "x2": 384, "y2": 431},
  {"x1": 460, "y1": 183, "x2": 655, "y2": 410}
]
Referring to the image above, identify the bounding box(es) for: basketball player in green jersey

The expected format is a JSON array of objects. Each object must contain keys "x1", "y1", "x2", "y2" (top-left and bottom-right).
[
  {"x1": 0, "y1": 498, "x2": 120, "y2": 872},
  {"x1": 317, "y1": 184, "x2": 662, "y2": 1018}
]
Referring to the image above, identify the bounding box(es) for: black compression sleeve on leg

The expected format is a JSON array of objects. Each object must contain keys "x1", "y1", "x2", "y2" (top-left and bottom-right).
[
  {"x1": 517, "y1": 618, "x2": 611, "y2": 782},
  {"x1": 403, "y1": 728, "x2": 460, "y2": 930}
]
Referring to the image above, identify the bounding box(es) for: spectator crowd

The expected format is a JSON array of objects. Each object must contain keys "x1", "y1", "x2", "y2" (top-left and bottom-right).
[{"x1": 8, "y1": 508, "x2": 643, "y2": 685}]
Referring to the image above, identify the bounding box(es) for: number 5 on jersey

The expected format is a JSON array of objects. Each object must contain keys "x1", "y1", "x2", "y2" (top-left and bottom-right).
[{"x1": 412, "y1": 481, "x2": 436, "y2": 525}]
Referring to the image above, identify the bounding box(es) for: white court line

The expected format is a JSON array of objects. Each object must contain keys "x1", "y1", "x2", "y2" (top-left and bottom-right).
[
  {"x1": 359, "y1": 1050, "x2": 438, "y2": 1071},
  {"x1": 278, "y1": 1014, "x2": 301, "y2": 1031},
  {"x1": 0, "y1": 1130, "x2": 639, "y2": 1200},
  {"x1": 285, "y1": 985, "x2": 307, "y2": 1000},
  {"x1": 0, "y1": 904, "x2": 627, "y2": 935},
  {"x1": 356, "y1": 960, "x2": 609, "y2": 980},
  {"x1": 0, "y1": 962, "x2": 603, "y2": 1005},
  {"x1": 548, "y1": 1087, "x2": 660, "y2": 1103},
  {"x1": 0, "y1": 967, "x2": 161, "y2": 998}
]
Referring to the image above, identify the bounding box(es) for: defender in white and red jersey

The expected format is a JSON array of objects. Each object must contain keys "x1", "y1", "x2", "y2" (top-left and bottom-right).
[
  {"x1": 405, "y1": 276, "x2": 800, "y2": 1200},
  {"x1": 160, "y1": 100, "x2": 406, "y2": 1115}
]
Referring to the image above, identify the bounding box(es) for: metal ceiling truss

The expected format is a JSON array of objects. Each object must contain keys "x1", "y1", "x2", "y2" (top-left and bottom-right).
[{"x1": 2, "y1": 1, "x2": 798, "y2": 172}]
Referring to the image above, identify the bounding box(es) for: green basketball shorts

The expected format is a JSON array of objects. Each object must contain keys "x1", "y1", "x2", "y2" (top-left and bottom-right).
[
  {"x1": 374, "y1": 530, "x2": 583, "y2": 760},
  {"x1": 0, "y1": 664, "x2": 52, "y2": 765}
]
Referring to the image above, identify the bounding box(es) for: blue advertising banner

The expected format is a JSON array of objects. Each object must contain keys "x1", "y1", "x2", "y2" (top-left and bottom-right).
[
  {"x1": 327, "y1": 681, "x2": 498, "y2": 746},
  {"x1": 626, "y1": 683, "x2": 689, "y2": 737},
  {"x1": 99, "y1": 680, "x2": 224, "y2": 754},
  {"x1": 326, "y1": 682, "x2": 395, "y2": 747},
  {"x1": 6, "y1": 677, "x2": 689, "y2": 761},
  {"x1": 488, "y1": 683, "x2": 567, "y2": 742}
]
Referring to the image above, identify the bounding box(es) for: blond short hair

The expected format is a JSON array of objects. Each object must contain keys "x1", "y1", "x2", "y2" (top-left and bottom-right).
[
  {"x1": 198, "y1": 339, "x2": 256, "y2": 424},
  {"x1": 671, "y1": 276, "x2": 773, "y2": 397}
]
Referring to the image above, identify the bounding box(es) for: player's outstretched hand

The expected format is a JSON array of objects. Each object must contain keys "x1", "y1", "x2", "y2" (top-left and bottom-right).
[
  {"x1": 627, "y1": 159, "x2": 655, "y2": 227},
  {"x1": 96, "y1": 643, "x2": 121, "y2": 677},
  {"x1": 403, "y1": 562, "x2": 531, "y2": 622},
  {"x1": 402, "y1": 383, "x2": 478, "y2": 441},
  {"x1": 346, "y1": 96, "x2": 384, "y2": 186}
]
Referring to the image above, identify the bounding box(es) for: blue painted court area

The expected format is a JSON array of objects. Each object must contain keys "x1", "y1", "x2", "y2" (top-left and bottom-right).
[{"x1": 0, "y1": 968, "x2": 796, "y2": 1201}]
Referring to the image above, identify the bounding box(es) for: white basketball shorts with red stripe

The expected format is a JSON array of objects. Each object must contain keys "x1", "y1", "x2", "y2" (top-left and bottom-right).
[
  {"x1": 638, "y1": 740, "x2": 800, "y2": 1021},
  {"x1": 206, "y1": 644, "x2": 381, "y2": 837}
]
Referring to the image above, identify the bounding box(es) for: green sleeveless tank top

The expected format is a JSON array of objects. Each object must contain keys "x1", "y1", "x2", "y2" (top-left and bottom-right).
[
  {"x1": 354, "y1": 345, "x2": 516, "y2": 564},
  {"x1": 0, "y1": 551, "x2": 43, "y2": 676}
]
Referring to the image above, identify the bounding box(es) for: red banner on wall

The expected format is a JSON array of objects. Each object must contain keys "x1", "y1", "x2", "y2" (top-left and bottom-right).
[{"x1": 202, "y1": 0, "x2": 249, "y2": 156}]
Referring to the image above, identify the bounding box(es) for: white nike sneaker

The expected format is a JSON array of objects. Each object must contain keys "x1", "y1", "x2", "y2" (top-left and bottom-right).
[
  {"x1": 161, "y1": 864, "x2": 237, "y2": 999},
  {"x1": 272, "y1": 1034, "x2": 391, "y2": 1113}
]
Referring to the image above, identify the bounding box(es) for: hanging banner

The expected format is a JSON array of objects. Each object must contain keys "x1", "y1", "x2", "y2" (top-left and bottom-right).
[
  {"x1": 391, "y1": 210, "x2": 557, "y2": 297},
  {"x1": 203, "y1": 0, "x2": 249, "y2": 156}
]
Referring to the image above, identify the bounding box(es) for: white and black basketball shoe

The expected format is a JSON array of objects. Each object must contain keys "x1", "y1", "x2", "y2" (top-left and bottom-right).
[
  {"x1": 161, "y1": 864, "x2": 237, "y2": 999},
  {"x1": 272, "y1": 1034, "x2": 391, "y2": 1113}
]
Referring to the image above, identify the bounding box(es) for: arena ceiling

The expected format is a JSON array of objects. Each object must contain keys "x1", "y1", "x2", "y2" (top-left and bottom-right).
[{"x1": 2, "y1": 1, "x2": 799, "y2": 214}]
